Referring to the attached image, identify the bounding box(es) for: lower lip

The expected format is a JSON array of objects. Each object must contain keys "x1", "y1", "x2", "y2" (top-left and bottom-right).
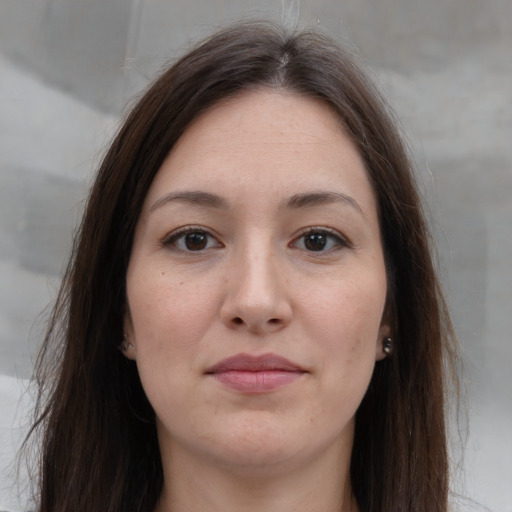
[{"x1": 211, "y1": 370, "x2": 303, "y2": 393}]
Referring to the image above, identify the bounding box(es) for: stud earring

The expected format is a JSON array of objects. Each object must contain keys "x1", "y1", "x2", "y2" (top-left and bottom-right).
[
  {"x1": 383, "y1": 337, "x2": 393, "y2": 356},
  {"x1": 119, "y1": 333, "x2": 135, "y2": 353}
]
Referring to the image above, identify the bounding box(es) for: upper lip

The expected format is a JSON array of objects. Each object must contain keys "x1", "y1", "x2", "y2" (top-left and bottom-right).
[{"x1": 205, "y1": 353, "x2": 306, "y2": 374}]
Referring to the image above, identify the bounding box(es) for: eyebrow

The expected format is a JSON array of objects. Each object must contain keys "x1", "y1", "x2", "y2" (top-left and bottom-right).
[
  {"x1": 148, "y1": 189, "x2": 364, "y2": 218},
  {"x1": 149, "y1": 191, "x2": 229, "y2": 213},
  {"x1": 284, "y1": 191, "x2": 364, "y2": 217}
]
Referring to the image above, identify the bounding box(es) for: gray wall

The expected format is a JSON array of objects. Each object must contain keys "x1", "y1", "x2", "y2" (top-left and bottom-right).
[{"x1": 1, "y1": 1, "x2": 511, "y2": 510}]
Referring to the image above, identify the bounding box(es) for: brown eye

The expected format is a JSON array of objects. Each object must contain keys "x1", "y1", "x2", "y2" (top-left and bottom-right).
[
  {"x1": 292, "y1": 229, "x2": 347, "y2": 253},
  {"x1": 304, "y1": 233, "x2": 328, "y2": 251},
  {"x1": 164, "y1": 228, "x2": 221, "y2": 252},
  {"x1": 184, "y1": 232, "x2": 208, "y2": 251}
]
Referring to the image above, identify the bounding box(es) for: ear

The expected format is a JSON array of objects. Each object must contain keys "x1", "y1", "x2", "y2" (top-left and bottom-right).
[
  {"x1": 122, "y1": 311, "x2": 137, "y2": 361},
  {"x1": 375, "y1": 323, "x2": 391, "y2": 361}
]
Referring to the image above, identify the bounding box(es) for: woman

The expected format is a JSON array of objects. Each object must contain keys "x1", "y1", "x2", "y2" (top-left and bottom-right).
[{"x1": 27, "y1": 21, "x2": 459, "y2": 512}]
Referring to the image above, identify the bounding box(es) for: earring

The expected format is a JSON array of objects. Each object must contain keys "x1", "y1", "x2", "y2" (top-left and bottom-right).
[
  {"x1": 119, "y1": 333, "x2": 135, "y2": 353},
  {"x1": 383, "y1": 336, "x2": 393, "y2": 356}
]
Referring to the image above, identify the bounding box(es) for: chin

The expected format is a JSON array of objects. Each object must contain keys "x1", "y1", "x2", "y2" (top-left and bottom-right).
[
  {"x1": 194, "y1": 413, "x2": 346, "y2": 477},
  {"x1": 210, "y1": 442, "x2": 308, "y2": 478}
]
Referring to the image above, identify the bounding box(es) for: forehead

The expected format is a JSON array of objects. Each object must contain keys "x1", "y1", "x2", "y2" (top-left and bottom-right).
[
  {"x1": 174, "y1": 88, "x2": 348, "y2": 156},
  {"x1": 143, "y1": 89, "x2": 376, "y2": 216}
]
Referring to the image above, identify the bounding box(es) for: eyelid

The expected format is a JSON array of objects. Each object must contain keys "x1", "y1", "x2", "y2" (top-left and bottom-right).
[
  {"x1": 290, "y1": 226, "x2": 352, "y2": 251},
  {"x1": 161, "y1": 225, "x2": 223, "y2": 251}
]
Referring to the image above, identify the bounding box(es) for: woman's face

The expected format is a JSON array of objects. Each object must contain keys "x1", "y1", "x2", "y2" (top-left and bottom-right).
[{"x1": 125, "y1": 90, "x2": 389, "y2": 476}]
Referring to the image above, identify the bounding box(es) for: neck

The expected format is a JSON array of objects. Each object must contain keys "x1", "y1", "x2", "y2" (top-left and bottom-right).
[{"x1": 154, "y1": 441, "x2": 358, "y2": 512}]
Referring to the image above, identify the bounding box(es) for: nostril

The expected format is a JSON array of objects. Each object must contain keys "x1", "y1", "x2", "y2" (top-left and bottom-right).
[
  {"x1": 233, "y1": 317, "x2": 244, "y2": 325},
  {"x1": 269, "y1": 318, "x2": 280, "y2": 324}
]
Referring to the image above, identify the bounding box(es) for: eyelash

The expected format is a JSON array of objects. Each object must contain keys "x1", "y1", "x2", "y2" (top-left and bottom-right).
[
  {"x1": 161, "y1": 226, "x2": 221, "y2": 252},
  {"x1": 290, "y1": 227, "x2": 350, "y2": 253},
  {"x1": 161, "y1": 226, "x2": 350, "y2": 254}
]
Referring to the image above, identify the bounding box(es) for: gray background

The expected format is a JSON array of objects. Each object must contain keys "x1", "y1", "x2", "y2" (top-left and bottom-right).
[{"x1": 0, "y1": 0, "x2": 511, "y2": 510}]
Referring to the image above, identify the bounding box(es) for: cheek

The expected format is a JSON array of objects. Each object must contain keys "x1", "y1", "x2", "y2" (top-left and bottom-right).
[
  {"x1": 288, "y1": 277, "x2": 385, "y2": 446},
  {"x1": 127, "y1": 270, "x2": 220, "y2": 364},
  {"x1": 307, "y1": 278, "x2": 385, "y2": 346},
  {"x1": 302, "y1": 272, "x2": 386, "y2": 384},
  {"x1": 127, "y1": 274, "x2": 219, "y2": 418}
]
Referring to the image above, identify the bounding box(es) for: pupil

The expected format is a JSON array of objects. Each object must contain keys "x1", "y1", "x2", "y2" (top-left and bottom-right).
[
  {"x1": 185, "y1": 232, "x2": 207, "y2": 250},
  {"x1": 305, "y1": 233, "x2": 326, "y2": 251}
]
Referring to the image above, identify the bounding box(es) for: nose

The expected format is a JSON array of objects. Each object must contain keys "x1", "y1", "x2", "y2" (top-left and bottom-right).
[{"x1": 220, "y1": 246, "x2": 293, "y2": 335}]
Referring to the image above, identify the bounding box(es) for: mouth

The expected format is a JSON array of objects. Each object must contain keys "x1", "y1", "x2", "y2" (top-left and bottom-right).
[{"x1": 205, "y1": 353, "x2": 307, "y2": 393}]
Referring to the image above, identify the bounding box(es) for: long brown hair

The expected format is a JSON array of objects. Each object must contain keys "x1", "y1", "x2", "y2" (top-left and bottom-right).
[{"x1": 27, "y1": 21, "x2": 459, "y2": 512}]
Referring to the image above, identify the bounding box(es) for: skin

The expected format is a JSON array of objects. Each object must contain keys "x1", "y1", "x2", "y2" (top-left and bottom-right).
[{"x1": 124, "y1": 89, "x2": 389, "y2": 512}]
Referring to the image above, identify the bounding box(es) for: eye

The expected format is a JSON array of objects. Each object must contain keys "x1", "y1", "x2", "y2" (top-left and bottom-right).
[
  {"x1": 162, "y1": 227, "x2": 222, "y2": 252},
  {"x1": 292, "y1": 228, "x2": 348, "y2": 252}
]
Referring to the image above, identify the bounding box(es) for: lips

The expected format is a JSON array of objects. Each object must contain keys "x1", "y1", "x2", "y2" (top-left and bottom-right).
[
  {"x1": 205, "y1": 353, "x2": 306, "y2": 393},
  {"x1": 206, "y1": 353, "x2": 305, "y2": 373}
]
